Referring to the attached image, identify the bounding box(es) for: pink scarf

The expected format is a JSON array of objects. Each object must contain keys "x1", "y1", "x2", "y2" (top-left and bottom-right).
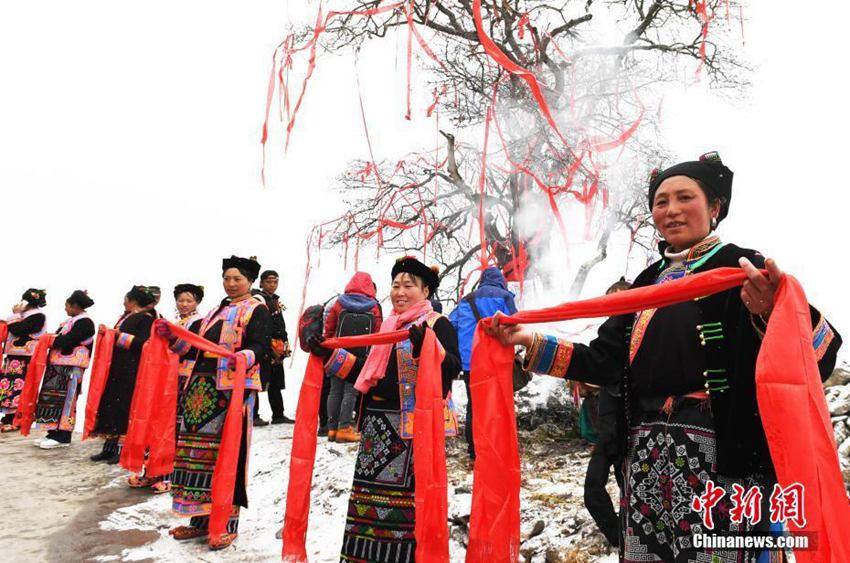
[{"x1": 354, "y1": 299, "x2": 433, "y2": 393}]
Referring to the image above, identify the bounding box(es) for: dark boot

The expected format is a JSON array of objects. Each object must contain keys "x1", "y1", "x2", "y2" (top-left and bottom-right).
[{"x1": 90, "y1": 443, "x2": 112, "y2": 462}]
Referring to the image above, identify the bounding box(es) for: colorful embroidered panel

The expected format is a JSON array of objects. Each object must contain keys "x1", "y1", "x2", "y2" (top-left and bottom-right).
[
  {"x1": 115, "y1": 332, "x2": 135, "y2": 350},
  {"x1": 196, "y1": 299, "x2": 262, "y2": 391},
  {"x1": 524, "y1": 333, "x2": 573, "y2": 378},
  {"x1": 48, "y1": 316, "x2": 94, "y2": 368},
  {"x1": 395, "y1": 311, "x2": 457, "y2": 440},
  {"x1": 326, "y1": 348, "x2": 357, "y2": 380},
  {"x1": 813, "y1": 316, "x2": 835, "y2": 362},
  {"x1": 4, "y1": 309, "x2": 46, "y2": 356}
]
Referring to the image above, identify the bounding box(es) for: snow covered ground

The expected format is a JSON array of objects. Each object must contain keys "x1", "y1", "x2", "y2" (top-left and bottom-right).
[
  {"x1": 101, "y1": 377, "x2": 620, "y2": 563},
  {"x1": 6, "y1": 362, "x2": 847, "y2": 561}
]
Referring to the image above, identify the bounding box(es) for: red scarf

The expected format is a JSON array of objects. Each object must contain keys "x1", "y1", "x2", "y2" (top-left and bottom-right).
[
  {"x1": 467, "y1": 268, "x2": 850, "y2": 562},
  {"x1": 120, "y1": 330, "x2": 179, "y2": 476},
  {"x1": 119, "y1": 320, "x2": 248, "y2": 541},
  {"x1": 14, "y1": 334, "x2": 55, "y2": 435},
  {"x1": 756, "y1": 276, "x2": 850, "y2": 562},
  {"x1": 282, "y1": 328, "x2": 448, "y2": 562},
  {"x1": 354, "y1": 299, "x2": 433, "y2": 393},
  {"x1": 83, "y1": 327, "x2": 116, "y2": 440}
]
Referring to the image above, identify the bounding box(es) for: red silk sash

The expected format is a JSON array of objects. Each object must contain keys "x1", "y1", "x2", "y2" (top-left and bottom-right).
[
  {"x1": 14, "y1": 334, "x2": 55, "y2": 435},
  {"x1": 84, "y1": 327, "x2": 116, "y2": 440},
  {"x1": 120, "y1": 320, "x2": 248, "y2": 541},
  {"x1": 281, "y1": 328, "x2": 447, "y2": 562},
  {"x1": 467, "y1": 268, "x2": 850, "y2": 562},
  {"x1": 281, "y1": 352, "x2": 324, "y2": 562},
  {"x1": 120, "y1": 329, "x2": 179, "y2": 475},
  {"x1": 412, "y1": 328, "x2": 450, "y2": 562},
  {"x1": 756, "y1": 277, "x2": 850, "y2": 563}
]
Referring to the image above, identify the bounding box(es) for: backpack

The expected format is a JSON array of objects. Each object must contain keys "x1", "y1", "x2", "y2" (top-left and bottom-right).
[
  {"x1": 463, "y1": 294, "x2": 532, "y2": 393},
  {"x1": 298, "y1": 299, "x2": 332, "y2": 353},
  {"x1": 336, "y1": 305, "x2": 376, "y2": 357}
]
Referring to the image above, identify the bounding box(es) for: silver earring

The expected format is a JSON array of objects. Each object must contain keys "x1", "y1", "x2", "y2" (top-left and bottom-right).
[{"x1": 711, "y1": 217, "x2": 718, "y2": 229}]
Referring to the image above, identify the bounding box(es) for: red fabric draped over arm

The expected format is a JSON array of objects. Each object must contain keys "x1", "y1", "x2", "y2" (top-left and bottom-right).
[
  {"x1": 282, "y1": 353, "x2": 325, "y2": 562},
  {"x1": 120, "y1": 330, "x2": 179, "y2": 474},
  {"x1": 467, "y1": 267, "x2": 849, "y2": 562},
  {"x1": 467, "y1": 324, "x2": 521, "y2": 561},
  {"x1": 281, "y1": 328, "x2": 445, "y2": 562},
  {"x1": 84, "y1": 327, "x2": 116, "y2": 440},
  {"x1": 756, "y1": 276, "x2": 850, "y2": 563},
  {"x1": 468, "y1": 267, "x2": 753, "y2": 560},
  {"x1": 14, "y1": 334, "x2": 55, "y2": 435},
  {"x1": 145, "y1": 347, "x2": 180, "y2": 478},
  {"x1": 208, "y1": 352, "x2": 247, "y2": 540},
  {"x1": 413, "y1": 329, "x2": 450, "y2": 562}
]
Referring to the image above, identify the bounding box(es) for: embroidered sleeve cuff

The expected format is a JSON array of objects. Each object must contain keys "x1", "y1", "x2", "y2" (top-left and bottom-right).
[
  {"x1": 169, "y1": 338, "x2": 191, "y2": 356},
  {"x1": 115, "y1": 332, "x2": 135, "y2": 350},
  {"x1": 325, "y1": 349, "x2": 358, "y2": 380},
  {"x1": 812, "y1": 316, "x2": 836, "y2": 362},
  {"x1": 523, "y1": 332, "x2": 574, "y2": 378}
]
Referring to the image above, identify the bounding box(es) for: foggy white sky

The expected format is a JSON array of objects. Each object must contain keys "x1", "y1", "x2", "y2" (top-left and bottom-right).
[{"x1": 1, "y1": 1, "x2": 848, "y2": 375}]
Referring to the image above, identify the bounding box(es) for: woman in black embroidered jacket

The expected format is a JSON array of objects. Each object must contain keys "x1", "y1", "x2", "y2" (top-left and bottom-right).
[
  {"x1": 89, "y1": 285, "x2": 156, "y2": 463},
  {"x1": 34, "y1": 290, "x2": 96, "y2": 449},
  {"x1": 489, "y1": 153, "x2": 842, "y2": 563},
  {"x1": 311, "y1": 256, "x2": 461, "y2": 563},
  {"x1": 0, "y1": 288, "x2": 47, "y2": 432},
  {"x1": 159, "y1": 256, "x2": 270, "y2": 551}
]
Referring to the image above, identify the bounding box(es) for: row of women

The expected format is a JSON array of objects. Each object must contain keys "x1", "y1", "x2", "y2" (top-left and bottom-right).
[
  {"x1": 2, "y1": 152, "x2": 847, "y2": 561},
  {"x1": 0, "y1": 262, "x2": 262, "y2": 549}
]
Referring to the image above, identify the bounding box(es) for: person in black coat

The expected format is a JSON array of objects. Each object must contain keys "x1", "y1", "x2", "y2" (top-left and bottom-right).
[
  {"x1": 581, "y1": 278, "x2": 632, "y2": 547},
  {"x1": 0, "y1": 288, "x2": 47, "y2": 431},
  {"x1": 34, "y1": 290, "x2": 96, "y2": 448},
  {"x1": 90, "y1": 285, "x2": 156, "y2": 463},
  {"x1": 330, "y1": 256, "x2": 462, "y2": 562},
  {"x1": 251, "y1": 270, "x2": 292, "y2": 425},
  {"x1": 489, "y1": 153, "x2": 842, "y2": 562}
]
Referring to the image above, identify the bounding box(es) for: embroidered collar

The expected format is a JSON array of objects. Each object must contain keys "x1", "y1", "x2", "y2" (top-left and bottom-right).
[
  {"x1": 176, "y1": 310, "x2": 202, "y2": 323},
  {"x1": 661, "y1": 235, "x2": 723, "y2": 269},
  {"x1": 61, "y1": 312, "x2": 89, "y2": 329},
  {"x1": 57, "y1": 313, "x2": 93, "y2": 346},
  {"x1": 656, "y1": 236, "x2": 724, "y2": 285}
]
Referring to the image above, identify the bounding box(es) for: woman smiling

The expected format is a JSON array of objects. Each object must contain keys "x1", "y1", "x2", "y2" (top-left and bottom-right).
[
  {"x1": 488, "y1": 153, "x2": 842, "y2": 562},
  {"x1": 159, "y1": 256, "x2": 270, "y2": 551},
  {"x1": 334, "y1": 256, "x2": 462, "y2": 562}
]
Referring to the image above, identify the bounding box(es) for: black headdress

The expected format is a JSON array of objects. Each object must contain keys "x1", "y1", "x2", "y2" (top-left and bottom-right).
[
  {"x1": 648, "y1": 151, "x2": 734, "y2": 223},
  {"x1": 173, "y1": 283, "x2": 205, "y2": 303},
  {"x1": 222, "y1": 255, "x2": 261, "y2": 281},
  {"x1": 21, "y1": 288, "x2": 47, "y2": 308},
  {"x1": 391, "y1": 256, "x2": 440, "y2": 296},
  {"x1": 127, "y1": 285, "x2": 156, "y2": 307},
  {"x1": 66, "y1": 290, "x2": 94, "y2": 310}
]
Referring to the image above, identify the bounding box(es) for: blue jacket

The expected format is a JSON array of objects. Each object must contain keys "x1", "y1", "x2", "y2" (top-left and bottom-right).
[{"x1": 449, "y1": 266, "x2": 518, "y2": 371}]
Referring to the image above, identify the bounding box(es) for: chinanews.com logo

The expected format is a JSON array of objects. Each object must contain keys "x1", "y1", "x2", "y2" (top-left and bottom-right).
[
  {"x1": 687, "y1": 480, "x2": 816, "y2": 551},
  {"x1": 691, "y1": 533, "x2": 812, "y2": 551}
]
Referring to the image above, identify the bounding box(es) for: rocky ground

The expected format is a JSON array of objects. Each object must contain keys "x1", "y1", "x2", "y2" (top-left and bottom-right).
[{"x1": 825, "y1": 366, "x2": 850, "y2": 487}]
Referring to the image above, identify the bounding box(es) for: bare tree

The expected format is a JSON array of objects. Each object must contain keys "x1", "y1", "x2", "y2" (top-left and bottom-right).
[{"x1": 272, "y1": 1, "x2": 748, "y2": 304}]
